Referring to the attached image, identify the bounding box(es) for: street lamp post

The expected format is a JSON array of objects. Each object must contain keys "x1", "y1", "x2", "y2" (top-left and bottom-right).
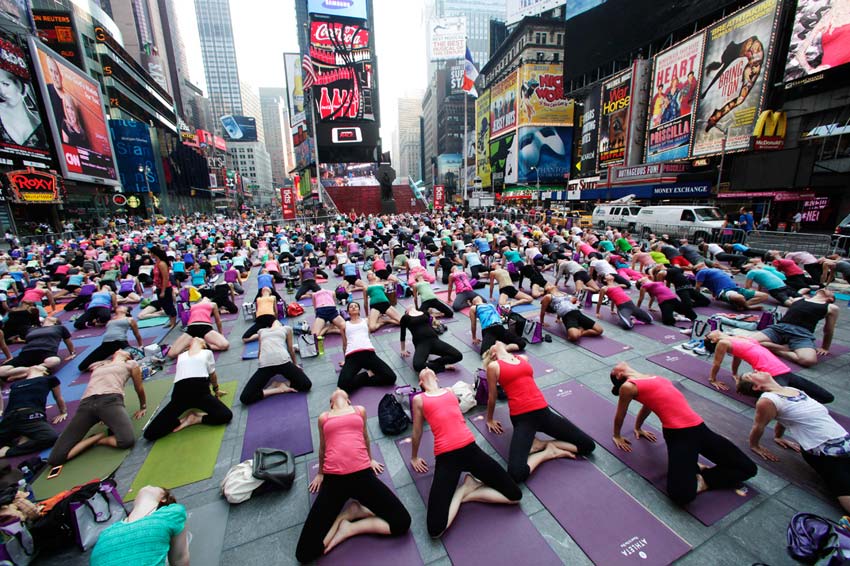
[
  {"x1": 138, "y1": 164, "x2": 154, "y2": 220},
  {"x1": 715, "y1": 125, "x2": 729, "y2": 194}
]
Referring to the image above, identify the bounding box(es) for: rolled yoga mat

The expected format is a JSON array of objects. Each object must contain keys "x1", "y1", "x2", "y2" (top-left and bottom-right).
[
  {"x1": 30, "y1": 378, "x2": 173, "y2": 501},
  {"x1": 542, "y1": 381, "x2": 757, "y2": 526},
  {"x1": 307, "y1": 444, "x2": 423, "y2": 566},
  {"x1": 240, "y1": 392, "x2": 313, "y2": 460},
  {"x1": 545, "y1": 321, "x2": 633, "y2": 356},
  {"x1": 396, "y1": 430, "x2": 561, "y2": 566},
  {"x1": 136, "y1": 316, "x2": 171, "y2": 328},
  {"x1": 469, "y1": 407, "x2": 691, "y2": 566},
  {"x1": 125, "y1": 380, "x2": 238, "y2": 501}
]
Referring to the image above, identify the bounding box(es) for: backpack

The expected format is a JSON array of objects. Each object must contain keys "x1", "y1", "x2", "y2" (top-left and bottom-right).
[
  {"x1": 29, "y1": 480, "x2": 109, "y2": 552},
  {"x1": 519, "y1": 317, "x2": 544, "y2": 344},
  {"x1": 758, "y1": 307, "x2": 780, "y2": 330},
  {"x1": 396, "y1": 281, "x2": 412, "y2": 298},
  {"x1": 474, "y1": 368, "x2": 507, "y2": 406},
  {"x1": 377, "y1": 394, "x2": 410, "y2": 435},
  {"x1": 787, "y1": 512, "x2": 850, "y2": 565},
  {"x1": 286, "y1": 302, "x2": 305, "y2": 317}
]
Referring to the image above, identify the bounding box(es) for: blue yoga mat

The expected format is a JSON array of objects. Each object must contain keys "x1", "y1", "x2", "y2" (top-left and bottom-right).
[{"x1": 242, "y1": 341, "x2": 259, "y2": 359}]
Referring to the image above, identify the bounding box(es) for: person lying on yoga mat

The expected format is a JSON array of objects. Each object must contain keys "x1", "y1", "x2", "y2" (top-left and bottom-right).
[
  {"x1": 144, "y1": 338, "x2": 232, "y2": 441},
  {"x1": 296, "y1": 389, "x2": 411, "y2": 562},
  {"x1": 489, "y1": 264, "x2": 533, "y2": 308},
  {"x1": 469, "y1": 297, "x2": 526, "y2": 355},
  {"x1": 539, "y1": 285, "x2": 603, "y2": 342},
  {"x1": 240, "y1": 321, "x2": 312, "y2": 405},
  {"x1": 167, "y1": 298, "x2": 230, "y2": 358},
  {"x1": 0, "y1": 364, "x2": 66, "y2": 457},
  {"x1": 411, "y1": 367, "x2": 522, "y2": 537},
  {"x1": 362, "y1": 271, "x2": 402, "y2": 332},
  {"x1": 609, "y1": 362, "x2": 757, "y2": 506},
  {"x1": 0, "y1": 318, "x2": 75, "y2": 382},
  {"x1": 412, "y1": 272, "x2": 453, "y2": 319},
  {"x1": 399, "y1": 304, "x2": 462, "y2": 373},
  {"x1": 90, "y1": 485, "x2": 189, "y2": 566},
  {"x1": 242, "y1": 287, "x2": 278, "y2": 343},
  {"x1": 446, "y1": 265, "x2": 480, "y2": 312},
  {"x1": 47, "y1": 350, "x2": 146, "y2": 466},
  {"x1": 294, "y1": 264, "x2": 321, "y2": 301},
  {"x1": 484, "y1": 341, "x2": 595, "y2": 482},
  {"x1": 736, "y1": 371, "x2": 850, "y2": 512},
  {"x1": 636, "y1": 277, "x2": 697, "y2": 327},
  {"x1": 597, "y1": 274, "x2": 653, "y2": 330},
  {"x1": 337, "y1": 302, "x2": 397, "y2": 394},
  {"x1": 311, "y1": 288, "x2": 346, "y2": 338},
  {"x1": 73, "y1": 283, "x2": 117, "y2": 330},
  {"x1": 3, "y1": 302, "x2": 40, "y2": 343},
  {"x1": 78, "y1": 307, "x2": 144, "y2": 371},
  {"x1": 703, "y1": 331, "x2": 834, "y2": 403}
]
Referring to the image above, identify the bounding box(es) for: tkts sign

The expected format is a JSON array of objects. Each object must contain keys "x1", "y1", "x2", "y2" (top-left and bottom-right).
[
  {"x1": 6, "y1": 169, "x2": 62, "y2": 203},
  {"x1": 281, "y1": 186, "x2": 297, "y2": 220},
  {"x1": 433, "y1": 185, "x2": 445, "y2": 209}
]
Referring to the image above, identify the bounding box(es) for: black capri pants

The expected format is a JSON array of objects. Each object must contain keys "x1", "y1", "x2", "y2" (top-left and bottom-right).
[
  {"x1": 239, "y1": 362, "x2": 313, "y2": 405},
  {"x1": 658, "y1": 298, "x2": 697, "y2": 326},
  {"x1": 74, "y1": 306, "x2": 111, "y2": 330},
  {"x1": 78, "y1": 340, "x2": 129, "y2": 371},
  {"x1": 242, "y1": 314, "x2": 276, "y2": 340},
  {"x1": 508, "y1": 407, "x2": 595, "y2": 482},
  {"x1": 420, "y1": 298, "x2": 453, "y2": 318},
  {"x1": 427, "y1": 442, "x2": 521, "y2": 537},
  {"x1": 801, "y1": 450, "x2": 850, "y2": 500},
  {"x1": 676, "y1": 287, "x2": 710, "y2": 308},
  {"x1": 295, "y1": 279, "x2": 321, "y2": 301},
  {"x1": 451, "y1": 290, "x2": 479, "y2": 311},
  {"x1": 296, "y1": 468, "x2": 411, "y2": 563},
  {"x1": 144, "y1": 377, "x2": 233, "y2": 441},
  {"x1": 337, "y1": 350, "x2": 397, "y2": 394},
  {"x1": 774, "y1": 372, "x2": 834, "y2": 404},
  {"x1": 480, "y1": 324, "x2": 526, "y2": 355},
  {"x1": 412, "y1": 337, "x2": 462, "y2": 373}
]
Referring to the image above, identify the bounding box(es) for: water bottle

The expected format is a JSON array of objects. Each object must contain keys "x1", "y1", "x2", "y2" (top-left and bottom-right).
[{"x1": 317, "y1": 335, "x2": 325, "y2": 356}]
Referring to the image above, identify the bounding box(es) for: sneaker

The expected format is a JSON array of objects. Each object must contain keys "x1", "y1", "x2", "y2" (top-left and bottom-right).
[
  {"x1": 150, "y1": 355, "x2": 166, "y2": 366},
  {"x1": 693, "y1": 342, "x2": 708, "y2": 356},
  {"x1": 679, "y1": 327, "x2": 694, "y2": 335},
  {"x1": 682, "y1": 339, "x2": 701, "y2": 350}
]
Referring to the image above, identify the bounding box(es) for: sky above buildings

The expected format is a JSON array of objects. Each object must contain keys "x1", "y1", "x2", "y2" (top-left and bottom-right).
[{"x1": 176, "y1": 0, "x2": 428, "y2": 155}]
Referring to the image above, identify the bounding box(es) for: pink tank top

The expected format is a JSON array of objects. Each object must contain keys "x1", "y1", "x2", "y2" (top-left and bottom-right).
[
  {"x1": 730, "y1": 337, "x2": 790, "y2": 377},
  {"x1": 606, "y1": 285, "x2": 631, "y2": 306},
  {"x1": 422, "y1": 391, "x2": 475, "y2": 455},
  {"x1": 452, "y1": 272, "x2": 473, "y2": 293},
  {"x1": 322, "y1": 411, "x2": 371, "y2": 474},
  {"x1": 187, "y1": 301, "x2": 214, "y2": 325},
  {"x1": 22, "y1": 288, "x2": 45, "y2": 303},
  {"x1": 313, "y1": 289, "x2": 335, "y2": 308},
  {"x1": 629, "y1": 377, "x2": 702, "y2": 429}
]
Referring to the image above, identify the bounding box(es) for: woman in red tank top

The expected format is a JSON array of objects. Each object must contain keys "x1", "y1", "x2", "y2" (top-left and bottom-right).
[
  {"x1": 609, "y1": 362, "x2": 757, "y2": 506},
  {"x1": 485, "y1": 341, "x2": 595, "y2": 482},
  {"x1": 296, "y1": 389, "x2": 410, "y2": 563},
  {"x1": 410, "y1": 368, "x2": 521, "y2": 538}
]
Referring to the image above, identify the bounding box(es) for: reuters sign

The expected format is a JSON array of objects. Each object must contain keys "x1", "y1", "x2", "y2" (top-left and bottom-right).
[{"x1": 753, "y1": 110, "x2": 786, "y2": 151}]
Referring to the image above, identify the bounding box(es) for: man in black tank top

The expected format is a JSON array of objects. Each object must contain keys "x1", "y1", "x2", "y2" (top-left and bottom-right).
[{"x1": 753, "y1": 289, "x2": 839, "y2": 368}]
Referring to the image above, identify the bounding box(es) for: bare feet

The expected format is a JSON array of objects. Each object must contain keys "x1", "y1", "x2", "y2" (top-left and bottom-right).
[
  {"x1": 265, "y1": 381, "x2": 296, "y2": 396},
  {"x1": 459, "y1": 474, "x2": 483, "y2": 502},
  {"x1": 444, "y1": 364, "x2": 456, "y2": 371},
  {"x1": 696, "y1": 473, "x2": 708, "y2": 494},
  {"x1": 530, "y1": 438, "x2": 548, "y2": 454},
  {"x1": 545, "y1": 442, "x2": 577, "y2": 460},
  {"x1": 0, "y1": 447, "x2": 8, "y2": 458},
  {"x1": 173, "y1": 410, "x2": 206, "y2": 433},
  {"x1": 324, "y1": 519, "x2": 355, "y2": 554},
  {"x1": 323, "y1": 501, "x2": 373, "y2": 547}
]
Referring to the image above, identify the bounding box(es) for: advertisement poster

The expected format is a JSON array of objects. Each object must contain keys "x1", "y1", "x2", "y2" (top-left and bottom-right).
[
  {"x1": 646, "y1": 33, "x2": 704, "y2": 163},
  {"x1": 579, "y1": 85, "x2": 600, "y2": 175},
  {"x1": 490, "y1": 132, "x2": 516, "y2": 191},
  {"x1": 691, "y1": 0, "x2": 780, "y2": 157},
  {"x1": 566, "y1": 0, "x2": 606, "y2": 19},
  {"x1": 109, "y1": 119, "x2": 161, "y2": 193},
  {"x1": 0, "y1": 0, "x2": 31, "y2": 29},
  {"x1": 449, "y1": 59, "x2": 465, "y2": 94},
  {"x1": 490, "y1": 70, "x2": 518, "y2": 139},
  {"x1": 626, "y1": 58, "x2": 650, "y2": 167},
  {"x1": 310, "y1": 20, "x2": 375, "y2": 122},
  {"x1": 281, "y1": 185, "x2": 296, "y2": 219},
  {"x1": 519, "y1": 63, "x2": 574, "y2": 127},
  {"x1": 283, "y1": 53, "x2": 306, "y2": 127},
  {"x1": 307, "y1": 0, "x2": 367, "y2": 20},
  {"x1": 429, "y1": 16, "x2": 466, "y2": 61},
  {"x1": 0, "y1": 34, "x2": 52, "y2": 168},
  {"x1": 517, "y1": 126, "x2": 572, "y2": 184},
  {"x1": 597, "y1": 69, "x2": 631, "y2": 171},
  {"x1": 220, "y1": 115, "x2": 258, "y2": 142},
  {"x1": 784, "y1": 0, "x2": 850, "y2": 87},
  {"x1": 475, "y1": 89, "x2": 491, "y2": 188},
  {"x1": 32, "y1": 10, "x2": 82, "y2": 69},
  {"x1": 507, "y1": 0, "x2": 565, "y2": 25},
  {"x1": 30, "y1": 38, "x2": 118, "y2": 184}
]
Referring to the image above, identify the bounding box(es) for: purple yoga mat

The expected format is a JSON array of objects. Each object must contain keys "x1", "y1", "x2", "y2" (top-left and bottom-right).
[
  {"x1": 307, "y1": 445, "x2": 423, "y2": 566},
  {"x1": 396, "y1": 431, "x2": 561, "y2": 566},
  {"x1": 72, "y1": 325, "x2": 109, "y2": 339},
  {"x1": 447, "y1": 326, "x2": 480, "y2": 354},
  {"x1": 542, "y1": 382, "x2": 757, "y2": 526},
  {"x1": 469, "y1": 408, "x2": 690, "y2": 565},
  {"x1": 240, "y1": 392, "x2": 312, "y2": 460},
  {"x1": 544, "y1": 318, "x2": 633, "y2": 356},
  {"x1": 646, "y1": 351, "x2": 752, "y2": 406},
  {"x1": 349, "y1": 385, "x2": 398, "y2": 415}
]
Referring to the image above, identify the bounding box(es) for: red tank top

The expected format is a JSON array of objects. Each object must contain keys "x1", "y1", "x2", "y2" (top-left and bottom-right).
[
  {"x1": 497, "y1": 358, "x2": 548, "y2": 416},
  {"x1": 629, "y1": 377, "x2": 702, "y2": 429},
  {"x1": 321, "y1": 410, "x2": 371, "y2": 474},
  {"x1": 422, "y1": 390, "x2": 474, "y2": 455},
  {"x1": 187, "y1": 302, "x2": 213, "y2": 325},
  {"x1": 154, "y1": 261, "x2": 171, "y2": 289}
]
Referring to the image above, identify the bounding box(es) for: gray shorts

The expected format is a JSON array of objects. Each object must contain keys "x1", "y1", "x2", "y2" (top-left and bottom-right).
[{"x1": 761, "y1": 323, "x2": 816, "y2": 351}]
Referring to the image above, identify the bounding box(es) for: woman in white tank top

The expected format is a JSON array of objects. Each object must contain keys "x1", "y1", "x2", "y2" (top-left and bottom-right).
[{"x1": 337, "y1": 302, "x2": 397, "y2": 394}]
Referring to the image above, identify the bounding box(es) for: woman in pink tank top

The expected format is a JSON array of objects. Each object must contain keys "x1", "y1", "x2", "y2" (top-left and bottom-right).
[
  {"x1": 166, "y1": 298, "x2": 229, "y2": 359},
  {"x1": 410, "y1": 368, "x2": 521, "y2": 538},
  {"x1": 609, "y1": 362, "x2": 757, "y2": 506},
  {"x1": 597, "y1": 273, "x2": 653, "y2": 329},
  {"x1": 297, "y1": 389, "x2": 410, "y2": 562}
]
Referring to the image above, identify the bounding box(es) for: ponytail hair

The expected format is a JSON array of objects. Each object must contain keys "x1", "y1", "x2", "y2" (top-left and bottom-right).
[{"x1": 610, "y1": 372, "x2": 625, "y2": 396}]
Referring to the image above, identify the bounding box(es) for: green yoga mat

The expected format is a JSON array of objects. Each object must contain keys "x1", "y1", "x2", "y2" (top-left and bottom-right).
[
  {"x1": 125, "y1": 380, "x2": 237, "y2": 501},
  {"x1": 137, "y1": 316, "x2": 171, "y2": 328},
  {"x1": 31, "y1": 379, "x2": 174, "y2": 501}
]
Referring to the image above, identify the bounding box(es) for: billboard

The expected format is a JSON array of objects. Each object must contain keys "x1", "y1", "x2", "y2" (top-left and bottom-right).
[
  {"x1": 475, "y1": 89, "x2": 491, "y2": 188},
  {"x1": 220, "y1": 115, "x2": 258, "y2": 142},
  {"x1": 283, "y1": 52, "x2": 306, "y2": 127},
  {"x1": 519, "y1": 63, "x2": 574, "y2": 127},
  {"x1": 490, "y1": 70, "x2": 518, "y2": 139},
  {"x1": 308, "y1": 0, "x2": 367, "y2": 20},
  {"x1": 109, "y1": 119, "x2": 161, "y2": 194},
  {"x1": 0, "y1": 34, "x2": 52, "y2": 169},
  {"x1": 281, "y1": 185, "x2": 296, "y2": 219},
  {"x1": 29, "y1": 38, "x2": 118, "y2": 184},
  {"x1": 645, "y1": 33, "x2": 704, "y2": 163},
  {"x1": 32, "y1": 10, "x2": 82, "y2": 69},
  {"x1": 490, "y1": 132, "x2": 516, "y2": 191},
  {"x1": 566, "y1": 0, "x2": 606, "y2": 19},
  {"x1": 579, "y1": 85, "x2": 600, "y2": 175},
  {"x1": 784, "y1": 0, "x2": 850, "y2": 88},
  {"x1": 0, "y1": 0, "x2": 30, "y2": 29},
  {"x1": 507, "y1": 0, "x2": 565, "y2": 25},
  {"x1": 597, "y1": 69, "x2": 631, "y2": 170},
  {"x1": 691, "y1": 0, "x2": 781, "y2": 157},
  {"x1": 429, "y1": 16, "x2": 466, "y2": 61},
  {"x1": 516, "y1": 126, "x2": 572, "y2": 184}
]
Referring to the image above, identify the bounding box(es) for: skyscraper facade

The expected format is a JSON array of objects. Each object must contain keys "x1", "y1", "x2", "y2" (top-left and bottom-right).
[
  {"x1": 397, "y1": 95, "x2": 423, "y2": 181},
  {"x1": 240, "y1": 81, "x2": 265, "y2": 144},
  {"x1": 194, "y1": 0, "x2": 243, "y2": 130},
  {"x1": 259, "y1": 87, "x2": 294, "y2": 188}
]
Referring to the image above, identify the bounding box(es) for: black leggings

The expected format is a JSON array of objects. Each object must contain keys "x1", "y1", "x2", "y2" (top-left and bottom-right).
[
  {"x1": 412, "y1": 337, "x2": 462, "y2": 373},
  {"x1": 451, "y1": 290, "x2": 478, "y2": 311},
  {"x1": 775, "y1": 372, "x2": 834, "y2": 404},
  {"x1": 804, "y1": 263, "x2": 823, "y2": 284},
  {"x1": 508, "y1": 407, "x2": 595, "y2": 482},
  {"x1": 239, "y1": 362, "x2": 312, "y2": 405},
  {"x1": 427, "y1": 442, "x2": 521, "y2": 537},
  {"x1": 78, "y1": 340, "x2": 128, "y2": 371},
  {"x1": 714, "y1": 253, "x2": 747, "y2": 269},
  {"x1": 65, "y1": 294, "x2": 92, "y2": 311},
  {"x1": 143, "y1": 378, "x2": 233, "y2": 441},
  {"x1": 658, "y1": 299, "x2": 697, "y2": 326},
  {"x1": 676, "y1": 287, "x2": 710, "y2": 309},
  {"x1": 0, "y1": 412, "x2": 58, "y2": 457},
  {"x1": 801, "y1": 450, "x2": 850, "y2": 499},
  {"x1": 74, "y1": 306, "x2": 111, "y2": 330},
  {"x1": 615, "y1": 301, "x2": 652, "y2": 329},
  {"x1": 295, "y1": 279, "x2": 321, "y2": 301},
  {"x1": 242, "y1": 314, "x2": 276, "y2": 340},
  {"x1": 337, "y1": 350, "x2": 397, "y2": 393},
  {"x1": 663, "y1": 423, "x2": 757, "y2": 505},
  {"x1": 481, "y1": 325, "x2": 526, "y2": 354},
  {"x1": 296, "y1": 468, "x2": 411, "y2": 563},
  {"x1": 420, "y1": 298, "x2": 453, "y2": 318}
]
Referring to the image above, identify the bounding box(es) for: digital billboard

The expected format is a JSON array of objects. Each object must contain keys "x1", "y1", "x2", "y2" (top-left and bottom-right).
[
  {"x1": 516, "y1": 126, "x2": 572, "y2": 184},
  {"x1": 0, "y1": 0, "x2": 31, "y2": 29},
  {"x1": 691, "y1": 0, "x2": 781, "y2": 157},
  {"x1": 109, "y1": 119, "x2": 161, "y2": 194},
  {"x1": 646, "y1": 33, "x2": 704, "y2": 163},
  {"x1": 507, "y1": 0, "x2": 565, "y2": 25},
  {"x1": 308, "y1": 0, "x2": 367, "y2": 20},
  {"x1": 220, "y1": 115, "x2": 258, "y2": 142},
  {"x1": 519, "y1": 63, "x2": 574, "y2": 127},
  {"x1": 32, "y1": 10, "x2": 82, "y2": 69},
  {"x1": 579, "y1": 85, "x2": 600, "y2": 175},
  {"x1": 29, "y1": 37, "x2": 118, "y2": 184},
  {"x1": 283, "y1": 52, "x2": 306, "y2": 127},
  {"x1": 429, "y1": 16, "x2": 466, "y2": 61},
  {"x1": 490, "y1": 132, "x2": 516, "y2": 192},
  {"x1": 490, "y1": 70, "x2": 518, "y2": 139},
  {"x1": 784, "y1": 0, "x2": 850, "y2": 88},
  {"x1": 597, "y1": 68, "x2": 631, "y2": 170},
  {"x1": 475, "y1": 89, "x2": 491, "y2": 188}
]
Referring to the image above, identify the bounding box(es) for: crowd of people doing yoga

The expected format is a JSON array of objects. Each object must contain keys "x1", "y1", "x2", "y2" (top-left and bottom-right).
[{"x1": 0, "y1": 209, "x2": 847, "y2": 563}]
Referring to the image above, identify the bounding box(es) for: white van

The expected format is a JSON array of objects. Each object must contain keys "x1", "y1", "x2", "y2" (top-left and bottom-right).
[
  {"x1": 591, "y1": 205, "x2": 642, "y2": 230},
  {"x1": 634, "y1": 205, "x2": 725, "y2": 240}
]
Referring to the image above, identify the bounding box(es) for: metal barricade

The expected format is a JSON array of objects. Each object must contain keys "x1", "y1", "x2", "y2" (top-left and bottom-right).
[
  {"x1": 745, "y1": 230, "x2": 834, "y2": 256},
  {"x1": 830, "y1": 234, "x2": 850, "y2": 256}
]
